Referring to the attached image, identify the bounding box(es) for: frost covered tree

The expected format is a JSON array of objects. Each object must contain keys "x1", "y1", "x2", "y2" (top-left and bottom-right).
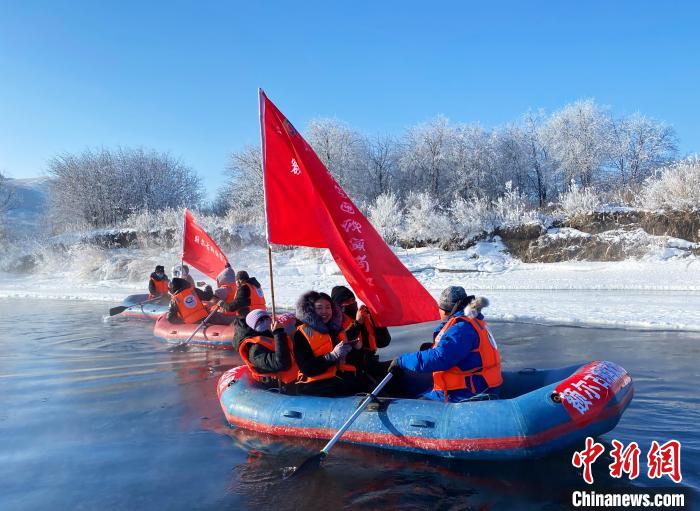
[
  {"x1": 609, "y1": 114, "x2": 678, "y2": 187},
  {"x1": 215, "y1": 145, "x2": 264, "y2": 225},
  {"x1": 364, "y1": 134, "x2": 400, "y2": 200},
  {"x1": 635, "y1": 157, "x2": 700, "y2": 210},
  {"x1": 402, "y1": 191, "x2": 453, "y2": 243},
  {"x1": 0, "y1": 171, "x2": 14, "y2": 216},
  {"x1": 399, "y1": 117, "x2": 454, "y2": 198},
  {"x1": 518, "y1": 111, "x2": 558, "y2": 206},
  {"x1": 305, "y1": 118, "x2": 368, "y2": 201},
  {"x1": 0, "y1": 171, "x2": 15, "y2": 240},
  {"x1": 557, "y1": 181, "x2": 601, "y2": 216},
  {"x1": 449, "y1": 123, "x2": 500, "y2": 199},
  {"x1": 368, "y1": 192, "x2": 403, "y2": 243},
  {"x1": 47, "y1": 148, "x2": 202, "y2": 231},
  {"x1": 544, "y1": 99, "x2": 613, "y2": 190}
]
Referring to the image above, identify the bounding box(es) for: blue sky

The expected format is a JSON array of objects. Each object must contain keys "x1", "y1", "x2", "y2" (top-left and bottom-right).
[{"x1": 1, "y1": 1, "x2": 698, "y2": 199}]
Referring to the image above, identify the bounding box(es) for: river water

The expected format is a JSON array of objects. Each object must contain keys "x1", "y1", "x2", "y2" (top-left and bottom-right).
[{"x1": 0, "y1": 299, "x2": 697, "y2": 510}]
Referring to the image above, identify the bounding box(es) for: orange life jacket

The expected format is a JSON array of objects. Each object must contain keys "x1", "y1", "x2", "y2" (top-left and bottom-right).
[
  {"x1": 173, "y1": 288, "x2": 209, "y2": 324},
  {"x1": 432, "y1": 315, "x2": 502, "y2": 401},
  {"x1": 239, "y1": 335, "x2": 299, "y2": 385},
  {"x1": 150, "y1": 277, "x2": 169, "y2": 296},
  {"x1": 341, "y1": 315, "x2": 378, "y2": 352},
  {"x1": 296, "y1": 324, "x2": 356, "y2": 383},
  {"x1": 242, "y1": 282, "x2": 267, "y2": 311},
  {"x1": 219, "y1": 283, "x2": 238, "y2": 305}
]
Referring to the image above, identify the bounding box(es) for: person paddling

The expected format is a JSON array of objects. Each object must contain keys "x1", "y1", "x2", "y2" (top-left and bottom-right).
[
  {"x1": 148, "y1": 265, "x2": 170, "y2": 301},
  {"x1": 388, "y1": 286, "x2": 502, "y2": 402},
  {"x1": 293, "y1": 291, "x2": 370, "y2": 397}
]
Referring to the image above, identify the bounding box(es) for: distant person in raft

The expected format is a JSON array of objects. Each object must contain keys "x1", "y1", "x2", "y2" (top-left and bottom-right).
[
  {"x1": 171, "y1": 264, "x2": 195, "y2": 288},
  {"x1": 238, "y1": 310, "x2": 299, "y2": 390},
  {"x1": 214, "y1": 268, "x2": 267, "y2": 317},
  {"x1": 331, "y1": 285, "x2": 391, "y2": 380},
  {"x1": 387, "y1": 286, "x2": 502, "y2": 403},
  {"x1": 213, "y1": 263, "x2": 238, "y2": 309},
  {"x1": 166, "y1": 278, "x2": 235, "y2": 326},
  {"x1": 293, "y1": 290, "x2": 372, "y2": 397},
  {"x1": 148, "y1": 265, "x2": 170, "y2": 302}
]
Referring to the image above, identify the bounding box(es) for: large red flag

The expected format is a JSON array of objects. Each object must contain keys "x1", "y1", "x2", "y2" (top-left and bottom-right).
[
  {"x1": 182, "y1": 208, "x2": 229, "y2": 280},
  {"x1": 260, "y1": 90, "x2": 438, "y2": 326}
]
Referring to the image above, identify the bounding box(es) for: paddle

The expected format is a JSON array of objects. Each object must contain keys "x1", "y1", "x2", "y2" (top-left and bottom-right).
[
  {"x1": 285, "y1": 371, "x2": 394, "y2": 478},
  {"x1": 109, "y1": 295, "x2": 164, "y2": 316},
  {"x1": 177, "y1": 300, "x2": 225, "y2": 347}
]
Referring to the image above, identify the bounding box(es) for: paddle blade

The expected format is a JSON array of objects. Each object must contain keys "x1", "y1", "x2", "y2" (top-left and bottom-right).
[
  {"x1": 109, "y1": 305, "x2": 129, "y2": 316},
  {"x1": 283, "y1": 452, "x2": 326, "y2": 479}
]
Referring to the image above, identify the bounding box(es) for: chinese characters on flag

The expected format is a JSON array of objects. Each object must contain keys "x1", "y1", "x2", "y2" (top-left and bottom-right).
[
  {"x1": 182, "y1": 208, "x2": 230, "y2": 280},
  {"x1": 259, "y1": 90, "x2": 439, "y2": 326}
]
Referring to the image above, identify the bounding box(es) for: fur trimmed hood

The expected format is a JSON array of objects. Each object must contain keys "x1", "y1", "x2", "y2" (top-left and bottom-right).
[
  {"x1": 464, "y1": 296, "x2": 489, "y2": 318},
  {"x1": 295, "y1": 290, "x2": 344, "y2": 334}
]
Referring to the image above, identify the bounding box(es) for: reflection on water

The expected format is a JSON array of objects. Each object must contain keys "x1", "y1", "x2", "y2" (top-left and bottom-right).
[{"x1": 0, "y1": 299, "x2": 697, "y2": 510}]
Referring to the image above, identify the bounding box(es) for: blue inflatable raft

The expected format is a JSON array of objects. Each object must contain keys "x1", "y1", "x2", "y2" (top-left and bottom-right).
[
  {"x1": 217, "y1": 360, "x2": 633, "y2": 460},
  {"x1": 119, "y1": 293, "x2": 169, "y2": 320}
]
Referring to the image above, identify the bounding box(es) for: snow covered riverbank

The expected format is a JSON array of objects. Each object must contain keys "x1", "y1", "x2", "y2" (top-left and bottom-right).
[{"x1": 1, "y1": 240, "x2": 699, "y2": 331}]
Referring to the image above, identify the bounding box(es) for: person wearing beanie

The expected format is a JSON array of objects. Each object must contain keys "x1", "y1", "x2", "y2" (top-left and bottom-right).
[
  {"x1": 148, "y1": 265, "x2": 170, "y2": 301},
  {"x1": 387, "y1": 286, "x2": 502, "y2": 403},
  {"x1": 166, "y1": 277, "x2": 234, "y2": 326},
  {"x1": 238, "y1": 310, "x2": 299, "y2": 389},
  {"x1": 292, "y1": 290, "x2": 371, "y2": 397},
  {"x1": 330, "y1": 285, "x2": 391, "y2": 378},
  {"x1": 213, "y1": 265, "x2": 238, "y2": 309},
  {"x1": 213, "y1": 269, "x2": 266, "y2": 316}
]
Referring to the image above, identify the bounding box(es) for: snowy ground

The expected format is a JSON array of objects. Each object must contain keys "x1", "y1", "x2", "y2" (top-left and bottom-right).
[{"x1": 1, "y1": 240, "x2": 699, "y2": 332}]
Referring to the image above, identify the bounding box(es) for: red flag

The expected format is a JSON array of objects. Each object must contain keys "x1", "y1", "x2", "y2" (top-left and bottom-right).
[
  {"x1": 260, "y1": 90, "x2": 438, "y2": 326},
  {"x1": 182, "y1": 208, "x2": 229, "y2": 280}
]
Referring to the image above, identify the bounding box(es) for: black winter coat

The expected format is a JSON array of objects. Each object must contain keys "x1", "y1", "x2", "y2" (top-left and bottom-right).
[{"x1": 241, "y1": 328, "x2": 292, "y2": 374}]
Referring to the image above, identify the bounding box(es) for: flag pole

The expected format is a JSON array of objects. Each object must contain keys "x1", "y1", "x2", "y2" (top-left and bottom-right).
[
  {"x1": 259, "y1": 88, "x2": 277, "y2": 318},
  {"x1": 181, "y1": 208, "x2": 186, "y2": 273}
]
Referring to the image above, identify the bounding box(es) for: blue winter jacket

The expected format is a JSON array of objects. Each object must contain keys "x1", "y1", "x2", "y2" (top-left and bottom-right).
[{"x1": 396, "y1": 310, "x2": 493, "y2": 402}]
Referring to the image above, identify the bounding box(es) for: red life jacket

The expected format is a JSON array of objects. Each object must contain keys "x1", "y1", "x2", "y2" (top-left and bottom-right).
[
  {"x1": 149, "y1": 277, "x2": 169, "y2": 297},
  {"x1": 432, "y1": 315, "x2": 503, "y2": 401},
  {"x1": 242, "y1": 282, "x2": 267, "y2": 311},
  {"x1": 341, "y1": 315, "x2": 378, "y2": 352},
  {"x1": 173, "y1": 288, "x2": 209, "y2": 324},
  {"x1": 296, "y1": 324, "x2": 356, "y2": 383},
  {"x1": 239, "y1": 335, "x2": 299, "y2": 385}
]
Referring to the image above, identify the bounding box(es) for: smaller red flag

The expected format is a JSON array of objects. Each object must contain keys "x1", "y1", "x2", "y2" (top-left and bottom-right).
[{"x1": 182, "y1": 209, "x2": 229, "y2": 280}]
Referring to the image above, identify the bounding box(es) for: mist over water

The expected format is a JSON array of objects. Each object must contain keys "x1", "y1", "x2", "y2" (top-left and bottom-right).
[{"x1": 0, "y1": 299, "x2": 697, "y2": 510}]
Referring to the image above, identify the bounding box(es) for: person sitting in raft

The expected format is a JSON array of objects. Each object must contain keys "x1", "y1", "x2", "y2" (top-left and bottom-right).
[
  {"x1": 331, "y1": 285, "x2": 391, "y2": 379},
  {"x1": 213, "y1": 264, "x2": 238, "y2": 310},
  {"x1": 238, "y1": 310, "x2": 298, "y2": 390},
  {"x1": 166, "y1": 277, "x2": 234, "y2": 326},
  {"x1": 148, "y1": 265, "x2": 170, "y2": 302},
  {"x1": 230, "y1": 271, "x2": 267, "y2": 315},
  {"x1": 171, "y1": 264, "x2": 195, "y2": 288},
  {"x1": 387, "y1": 286, "x2": 502, "y2": 403},
  {"x1": 293, "y1": 290, "x2": 370, "y2": 397}
]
